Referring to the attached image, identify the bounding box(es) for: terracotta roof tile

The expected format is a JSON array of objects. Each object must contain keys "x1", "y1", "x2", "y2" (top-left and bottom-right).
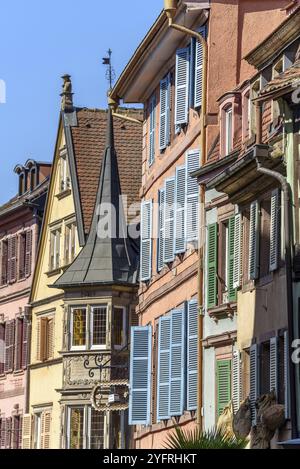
[{"x1": 259, "y1": 60, "x2": 300, "y2": 96}]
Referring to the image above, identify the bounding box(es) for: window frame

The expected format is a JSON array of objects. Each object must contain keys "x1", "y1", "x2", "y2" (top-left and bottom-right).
[
  {"x1": 59, "y1": 150, "x2": 71, "y2": 193},
  {"x1": 70, "y1": 307, "x2": 88, "y2": 351},
  {"x1": 112, "y1": 306, "x2": 127, "y2": 351},
  {"x1": 90, "y1": 305, "x2": 108, "y2": 351},
  {"x1": 224, "y1": 105, "x2": 233, "y2": 155},
  {"x1": 49, "y1": 228, "x2": 61, "y2": 271}
]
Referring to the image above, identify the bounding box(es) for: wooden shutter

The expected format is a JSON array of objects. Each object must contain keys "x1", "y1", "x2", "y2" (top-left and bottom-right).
[
  {"x1": 186, "y1": 150, "x2": 200, "y2": 243},
  {"x1": 249, "y1": 201, "x2": 260, "y2": 280},
  {"x1": 269, "y1": 190, "x2": 280, "y2": 272},
  {"x1": 228, "y1": 217, "x2": 237, "y2": 302},
  {"x1": 149, "y1": 95, "x2": 156, "y2": 165},
  {"x1": 175, "y1": 47, "x2": 190, "y2": 125},
  {"x1": 194, "y1": 26, "x2": 206, "y2": 108},
  {"x1": 216, "y1": 360, "x2": 232, "y2": 417},
  {"x1": 157, "y1": 316, "x2": 171, "y2": 421},
  {"x1": 129, "y1": 326, "x2": 152, "y2": 425},
  {"x1": 22, "y1": 414, "x2": 32, "y2": 449},
  {"x1": 187, "y1": 300, "x2": 198, "y2": 411},
  {"x1": 8, "y1": 236, "x2": 17, "y2": 283},
  {"x1": 47, "y1": 318, "x2": 54, "y2": 359},
  {"x1": 18, "y1": 233, "x2": 26, "y2": 279},
  {"x1": 250, "y1": 344, "x2": 260, "y2": 425},
  {"x1": 22, "y1": 318, "x2": 29, "y2": 369},
  {"x1": 159, "y1": 75, "x2": 171, "y2": 151},
  {"x1": 270, "y1": 337, "x2": 278, "y2": 396},
  {"x1": 41, "y1": 411, "x2": 51, "y2": 449},
  {"x1": 0, "y1": 323, "x2": 5, "y2": 375},
  {"x1": 233, "y1": 214, "x2": 242, "y2": 289},
  {"x1": 25, "y1": 230, "x2": 32, "y2": 277},
  {"x1": 284, "y1": 331, "x2": 290, "y2": 419},
  {"x1": 0, "y1": 417, "x2": 6, "y2": 449},
  {"x1": 207, "y1": 223, "x2": 218, "y2": 309},
  {"x1": 232, "y1": 351, "x2": 241, "y2": 414},
  {"x1": 169, "y1": 308, "x2": 186, "y2": 417},
  {"x1": 140, "y1": 201, "x2": 152, "y2": 282},
  {"x1": 1, "y1": 240, "x2": 8, "y2": 285},
  {"x1": 36, "y1": 318, "x2": 41, "y2": 361},
  {"x1": 163, "y1": 178, "x2": 175, "y2": 263},
  {"x1": 175, "y1": 166, "x2": 186, "y2": 254},
  {"x1": 5, "y1": 417, "x2": 12, "y2": 449},
  {"x1": 14, "y1": 318, "x2": 23, "y2": 371},
  {"x1": 4, "y1": 320, "x2": 15, "y2": 373},
  {"x1": 157, "y1": 189, "x2": 165, "y2": 272},
  {"x1": 40, "y1": 318, "x2": 48, "y2": 361}
]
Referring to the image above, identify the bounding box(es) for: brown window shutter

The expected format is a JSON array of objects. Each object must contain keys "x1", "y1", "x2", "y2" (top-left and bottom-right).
[
  {"x1": 1, "y1": 240, "x2": 8, "y2": 285},
  {"x1": 0, "y1": 417, "x2": 6, "y2": 449},
  {"x1": 41, "y1": 411, "x2": 51, "y2": 449},
  {"x1": 14, "y1": 318, "x2": 23, "y2": 371},
  {"x1": 22, "y1": 318, "x2": 29, "y2": 369},
  {"x1": 40, "y1": 318, "x2": 48, "y2": 361},
  {"x1": 47, "y1": 318, "x2": 54, "y2": 359},
  {"x1": 64, "y1": 226, "x2": 70, "y2": 265},
  {"x1": 25, "y1": 230, "x2": 32, "y2": 277},
  {"x1": 18, "y1": 233, "x2": 26, "y2": 279},
  {"x1": 12, "y1": 415, "x2": 21, "y2": 449},
  {"x1": 21, "y1": 414, "x2": 32, "y2": 449},
  {"x1": 8, "y1": 236, "x2": 17, "y2": 283},
  {"x1": 4, "y1": 320, "x2": 15, "y2": 373},
  {"x1": 5, "y1": 417, "x2": 12, "y2": 449},
  {"x1": 36, "y1": 318, "x2": 41, "y2": 361},
  {"x1": 0, "y1": 323, "x2": 5, "y2": 375}
]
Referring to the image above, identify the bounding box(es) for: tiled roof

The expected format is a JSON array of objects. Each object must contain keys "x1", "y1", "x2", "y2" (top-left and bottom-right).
[
  {"x1": 259, "y1": 60, "x2": 300, "y2": 96},
  {"x1": 70, "y1": 108, "x2": 143, "y2": 235}
]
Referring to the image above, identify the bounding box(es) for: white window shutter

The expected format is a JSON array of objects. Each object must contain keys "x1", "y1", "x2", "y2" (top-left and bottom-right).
[
  {"x1": 169, "y1": 308, "x2": 186, "y2": 417},
  {"x1": 250, "y1": 344, "x2": 259, "y2": 426},
  {"x1": 186, "y1": 150, "x2": 200, "y2": 243},
  {"x1": 232, "y1": 350, "x2": 241, "y2": 414},
  {"x1": 194, "y1": 26, "x2": 206, "y2": 108},
  {"x1": 157, "y1": 316, "x2": 171, "y2": 421},
  {"x1": 270, "y1": 337, "x2": 278, "y2": 396},
  {"x1": 22, "y1": 414, "x2": 32, "y2": 449},
  {"x1": 140, "y1": 201, "x2": 152, "y2": 282},
  {"x1": 159, "y1": 75, "x2": 170, "y2": 151},
  {"x1": 175, "y1": 166, "x2": 186, "y2": 254},
  {"x1": 163, "y1": 178, "x2": 175, "y2": 263},
  {"x1": 249, "y1": 201, "x2": 260, "y2": 280},
  {"x1": 175, "y1": 48, "x2": 190, "y2": 126},
  {"x1": 284, "y1": 331, "x2": 291, "y2": 419},
  {"x1": 129, "y1": 326, "x2": 152, "y2": 426},
  {"x1": 157, "y1": 189, "x2": 165, "y2": 272},
  {"x1": 187, "y1": 300, "x2": 198, "y2": 411},
  {"x1": 270, "y1": 189, "x2": 280, "y2": 272},
  {"x1": 233, "y1": 214, "x2": 242, "y2": 289},
  {"x1": 149, "y1": 95, "x2": 156, "y2": 165}
]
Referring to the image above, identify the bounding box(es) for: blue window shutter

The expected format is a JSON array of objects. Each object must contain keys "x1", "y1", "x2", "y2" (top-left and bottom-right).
[
  {"x1": 159, "y1": 75, "x2": 171, "y2": 151},
  {"x1": 186, "y1": 150, "x2": 200, "y2": 243},
  {"x1": 163, "y1": 178, "x2": 175, "y2": 264},
  {"x1": 175, "y1": 166, "x2": 186, "y2": 254},
  {"x1": 169, "y1": 308, "x2": 186, "y2": 417},
  {"x1": 140, "y1": 200, "x2": 152, "y2": 282},
  {"x1": 149, "y1": 95, "x2": 156, "y2": 165},
  {"x1": 194, "y1": 26, "x2": 206, "y2": 108},
  {"x1": 157, "y1": 189, "x2": 165, "y2": 272},
  {"x1": 157, "y1": 316, "x2": 171, "y2": 421},
  {"x1": 175, "y1": 48, "x2": 190, "y2": 126},
  {"x1": 187, "y1": 300, "x2": 198, "y2": 411},
  {"x1": 129, "y1": 326, "x2": 152, "y2": 426}
]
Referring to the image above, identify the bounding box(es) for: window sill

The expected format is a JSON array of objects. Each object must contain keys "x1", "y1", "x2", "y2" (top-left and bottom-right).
[
  {"x1": 208, "y1": 302, "x2": 237, "y2": 322},
  {"x1": 134, "y1": 411, "x2": 195, "y2": 440},
  {"x1": 55, "y1": 189, "x2": 71, "y2": 200},
  {"x1": 46, "y1": 268, "x2": 62, "y2": 278}
]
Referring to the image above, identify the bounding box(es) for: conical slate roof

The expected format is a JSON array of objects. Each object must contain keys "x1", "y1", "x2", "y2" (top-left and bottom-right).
[{"x1": 54, "y1": 108, "x2": 138, "y2": 288}]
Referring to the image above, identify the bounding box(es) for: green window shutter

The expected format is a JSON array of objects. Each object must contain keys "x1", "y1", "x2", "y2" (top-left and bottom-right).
[
  {"x1": 207, "y1": 223, "x2": 218, "y2": 309},
  {"x1": 228, "y1": 217, "x2": 237, "y2": 302},
  {"x1": 216, "y1": 359, "x2": 232, "y2": 417}
]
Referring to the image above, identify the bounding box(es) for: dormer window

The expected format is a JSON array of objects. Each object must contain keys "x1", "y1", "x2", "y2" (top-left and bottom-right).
[
  {"x1": 19, "y1": 173, "x2": 26, "y2": 196},
  {"x1": 224, "y1": 106, "x2": 233, "y2": 155},
  {"x1": 30, "y1": 167, "x2": 37, "y2": 191},
  {"x1": 59, "y1": 150, "x2": 71, "y2": 193}
]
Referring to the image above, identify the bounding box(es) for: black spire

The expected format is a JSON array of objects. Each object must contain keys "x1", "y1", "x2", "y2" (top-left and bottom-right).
[{"x1": 54, "y1": 108, "x2": 138, "y2": 288}]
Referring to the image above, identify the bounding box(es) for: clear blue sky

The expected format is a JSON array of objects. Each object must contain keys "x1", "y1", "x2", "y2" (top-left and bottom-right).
[{"x1": 0, "y1": 0, "x2": 163, "y2": 205}]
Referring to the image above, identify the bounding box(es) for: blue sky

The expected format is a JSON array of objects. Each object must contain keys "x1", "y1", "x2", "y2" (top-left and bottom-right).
[{"x1": 0, "y1": 0, "x2": 163, "y2": 205}]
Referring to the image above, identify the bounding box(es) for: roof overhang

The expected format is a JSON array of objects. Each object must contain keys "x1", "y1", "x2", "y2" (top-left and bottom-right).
[
  {"x1": 110, "y1": 2, "x2": 209, "y2": 103},
  {"x1": 205, "y1": 145, "x2": 285, "y2": 205},
  {"x1": 244, "y1": 6, "x2": 300, "y2": 70}
]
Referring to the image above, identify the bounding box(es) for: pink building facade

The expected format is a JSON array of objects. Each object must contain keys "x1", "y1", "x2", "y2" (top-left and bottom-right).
[{"x1": 0, "y1": 160, "x2": 50, "y2": 449}]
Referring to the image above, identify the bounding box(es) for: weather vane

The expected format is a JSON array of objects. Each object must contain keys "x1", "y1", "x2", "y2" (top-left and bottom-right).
[{"x1": 102, "y1": 49, "x2": 116, "y2": 92}]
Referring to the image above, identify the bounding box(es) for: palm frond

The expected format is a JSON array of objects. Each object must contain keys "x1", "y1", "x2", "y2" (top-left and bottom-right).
[{"x1": 165, "y1": 426, "x2": 248, "y2": 450}]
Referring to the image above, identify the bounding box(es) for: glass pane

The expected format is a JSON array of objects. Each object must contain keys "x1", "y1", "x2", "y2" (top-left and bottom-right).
[
  {"x1": 69, "y1": 408, "x2": 84, "y2": 449},
  {"x1": 92, "y1": 307, "x2": 107, "y2": 347},
  {"x1": 90, "y1": 409, "x2": 104, "y2": 449},
  {"x1": 113, "y1": 308, "x2": 124, "y2": 347},
  {"x1": 72, "y1": 309, "x2": 86, "y2": 347}
]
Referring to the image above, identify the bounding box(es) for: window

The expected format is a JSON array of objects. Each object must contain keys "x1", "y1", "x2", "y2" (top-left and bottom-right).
[
  {"x1": 260, "y1": 342, "x2": 271, "y2": 395},
  {"x1": 18, "y1": 172, "x2": 26, "y2": 196},
  {"x1": 243, "y1": 91, "x2": 251, "y2": 141},
  {"x1": 224, "y1": 106, "x2": 233, "y2": 155},
  {"x1": 30, "y1": 167, "x2": 37, "y2": 191},
  {"x1": 33, "y1": 410, "x2": 51, "y2": 450},
  {"x1": 250, "y1": 79, "x2": 261, "y2": 135},
  {"x1": 64, "y1": 223, "x2": 77, "y2": 265},
  {"x1": 0, "y1": 239, "x2": 8, "y2": 286},
  {"x1": 59, "y1": 152, "x2": 70, "y2": 193},
  {"x1": 49, "y1": 229, "x2": 61, "y2": 271},
  {"x1": 71, "y1": 308, "x2": 87, "y2": 350},
  {"x1": 112, "y1": 307, "x2": 126, "y2": 349},
  {"x1": 66, "y1": 406, "x2": 105, "y2": 450},
  {"x1": 36, "y1": 316, "x2": 54, "y2": 362},
  {"x1": 33, "y1": 413, "x2": 42, "y2": 449},
  {"x1": 15, "y1": 317, "x2": 29, "y2": 371},
  {"x1": 4, "y1": 320, "x2": 15, "y2": 373},
  {"x1": 91, "y1": 306, "x2": 107, "y2": 349},
  {"x1": 12, "y1": 415, "x2": 22, "y2": 449}
]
